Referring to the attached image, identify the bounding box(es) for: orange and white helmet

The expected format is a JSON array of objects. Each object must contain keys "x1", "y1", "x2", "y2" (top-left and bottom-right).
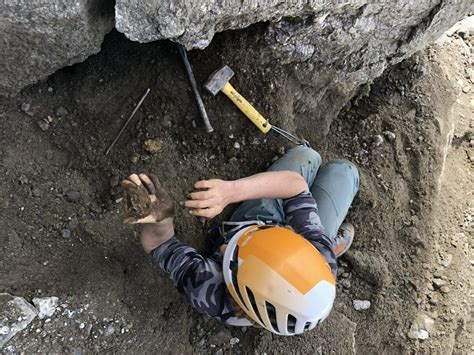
[{"x1": 222, "y1": 225, "x2": 336, "y2": 335}]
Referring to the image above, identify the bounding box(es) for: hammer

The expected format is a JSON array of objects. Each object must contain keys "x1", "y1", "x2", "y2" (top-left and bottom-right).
[{"x1": 204, "y1": 65, "x2": 308, "y2": 145}]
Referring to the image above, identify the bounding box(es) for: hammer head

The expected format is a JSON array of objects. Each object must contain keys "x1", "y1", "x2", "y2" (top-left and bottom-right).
[{"x1": 204, "y1": 65, "x2": 234, "y2": 96}]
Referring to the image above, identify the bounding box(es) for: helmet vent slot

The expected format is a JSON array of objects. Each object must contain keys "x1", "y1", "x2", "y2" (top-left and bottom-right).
[
  {"x1": 230, "y1": 246, "x2": 247, "y2": 309},
  {"x1": 245, "y1": 287, "x2": 264, "y2": 325},
  {"x1": 304, "y1": 322, "x2": 312, "y2": 331},
  {"x1": 265, "y1": 302, "x2": 279, "y2": 333},
  {"x1": 287, "y1": 314, "x2": 297, "y2": 334}
]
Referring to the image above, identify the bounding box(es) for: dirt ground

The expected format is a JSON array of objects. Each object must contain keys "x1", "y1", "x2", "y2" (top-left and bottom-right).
[{"x1": 0, "y1": 22, "x2": 472, "y2": 353}]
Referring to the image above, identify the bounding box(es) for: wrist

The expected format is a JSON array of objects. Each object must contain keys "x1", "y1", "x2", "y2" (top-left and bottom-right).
[
  {"x1": 226, "y1": 180, "x2": 241, "y2": 204},
  {"x1": 140, "y1": 218, "x2": 175, "y2": 253}
]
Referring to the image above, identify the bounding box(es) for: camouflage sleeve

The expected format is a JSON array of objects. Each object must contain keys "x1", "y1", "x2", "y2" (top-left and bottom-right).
[
  {"x1": 283, "y1": 191, "x2": 337, "y2": 276},
  {"x1": 150, "y1": 236, "x2": 235, "y2": 323}
]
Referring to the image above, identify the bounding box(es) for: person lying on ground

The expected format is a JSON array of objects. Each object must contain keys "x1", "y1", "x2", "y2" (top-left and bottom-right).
[{"x1": 122, "y1": 145, "x2": 359, "y2": 335}]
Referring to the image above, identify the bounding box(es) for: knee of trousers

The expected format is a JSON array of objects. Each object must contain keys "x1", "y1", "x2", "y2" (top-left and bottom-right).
[
  {"x1": 327, "y1": 159, "x2": 360, "y2": 190},
  {"x1": 287, "y1": 145, "x2": 322, "y2": 167}
]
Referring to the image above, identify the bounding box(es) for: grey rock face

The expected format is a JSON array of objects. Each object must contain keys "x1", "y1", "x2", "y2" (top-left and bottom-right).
[
  {"x1": 115, "y1": 0, "x2": 322, "y2": 48},
  {"x1": 0, "y1": 0, "x2": 114, "y2": 96},
  {"x1": 116, "y1": 1, "x2": 472, "y2": 51}
]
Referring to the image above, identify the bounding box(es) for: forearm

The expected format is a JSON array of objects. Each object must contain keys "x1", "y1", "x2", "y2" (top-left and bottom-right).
[
  {"x1": 139, "y1": 217, "x2": 175, "y2": 253},
  {"x1": 229, "y1": 171, "x2": 308, "y2": 203}
]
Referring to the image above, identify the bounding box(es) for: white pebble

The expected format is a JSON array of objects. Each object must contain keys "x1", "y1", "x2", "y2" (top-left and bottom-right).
[
  {"x1": 418, "y1": 329, "x2": 429, "y2": 340},
  {"x1": 353, "y1": 299, "x2": 371, "y2": 311}
]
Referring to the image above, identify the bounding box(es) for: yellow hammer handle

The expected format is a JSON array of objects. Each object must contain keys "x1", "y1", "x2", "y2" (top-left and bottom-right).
[{"x1": 221, "y1": 82, "x2": 272, "y2": 134}]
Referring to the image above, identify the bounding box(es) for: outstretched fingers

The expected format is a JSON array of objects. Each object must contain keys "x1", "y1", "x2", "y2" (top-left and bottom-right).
[
  {"x1": 183, "y1": 199, "x2": 211, "y2": 209},
  {"x1": 189, "y1": 190, "x2": 211, "y2": 200},
  {"x1": 127, "y1": 174, "x2": 142, "y2": 186},
  {"x1": 189, "y1": 207, "x2": 218, "y2": 219},
  {"x1": 149, "y1": 173, "x2": 169, "y2": 198},
  {"x1": 194, "y1": 180, "x2": 214, "y2": 189},
  {"x1": 138, "y1": 173, "x2": 156, "y2": 195}
]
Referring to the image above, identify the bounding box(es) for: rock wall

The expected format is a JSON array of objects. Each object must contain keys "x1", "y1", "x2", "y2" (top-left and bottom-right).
[{"x1": 0, "y1": 1, "x2": 114, "y2": 96}]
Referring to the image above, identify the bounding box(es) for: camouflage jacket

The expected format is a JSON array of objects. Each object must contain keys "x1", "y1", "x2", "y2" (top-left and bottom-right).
[{"x1": 151, "y1": 190, "x2": 336, "y2": 326}]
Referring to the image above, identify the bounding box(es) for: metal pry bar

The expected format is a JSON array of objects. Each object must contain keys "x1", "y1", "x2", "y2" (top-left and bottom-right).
[
  {"x1": 177, "y1": 44, "x2": 214, "y2": 133},
  {"x1": 271, "y1": 126, "x2": 309, "y2": 146},
  {"x1": 105, "y1": 88, "x2": 150, "y2": 156}
]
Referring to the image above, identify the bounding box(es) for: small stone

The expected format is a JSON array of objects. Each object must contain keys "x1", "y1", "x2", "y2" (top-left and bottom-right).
[
  {"x1": 130, "y1": 153, "x2": 140, "y2": 164},
  {"x1": 191, "y1": 120, "x2": 196, "y2": 128},
  {"x1": 353, "y1": 300, "x2": 371, "y2": 311},
  {"x1": 407, "y1": 322, "x2": 429, "y2": 340},
  {"x1": 418, "y1": 329, "x2": 429, "y2": 340},
  {"x1": 104, "y1": 324, "x2": 115, "y2": 337},
  {"x1": 462, "y1": 86, "x2": 470, "y2": 93},
  {"x1": 31, "y1": 187, "x2": 42, "y2": 197},
  {"x1": 68, "y1": 218, "x2": 79, "y2": 230},
  {"x1": 440, "y1": 285, "x2": 450, "y2": 294},
  {"x1": 144, "y1": 138, "x2": 162, "y2": 154},
  {"x1": 32, "y1": 296, "x2": 59, "y2": 320},
  {"x1": 406, "y1": 109, "x2": 417, "y2": 120},
  {"x1": 209, "y1": 329, "x2": 232, "y2": 345},
  {"x1": 432, "y1": 278, "x2": 447, "y2": 288},
  {"x1": 428, "y1": 293, "x2": 438, "y2": 305},
  {"x1": 233, "y1": 142, "x2": 241, "y2": 149},
  {"x1": 340, "y1": 278, "x2": 351, "y2": 289},
  {"x1": 18, "y1": 175, "x2": 29, "y2": 185},
  {"x1": 65, "y1": 190, "x2": 81, "y2": 202},
  {"x1": 47, "y1": 87, "x2": 53, "y2": 93},
  {"x1": 20, "y1": 103, "x2": 34, "y2": 116},
  {"x1": 55, "y1": 107, "x2": 68, "y2": 118},
  {"x1": 37, "y1": 120, "x2": 49, "y2": 131},
  {"x1": 383, "y1": 131, "x2": 396, "y2": 141},
  {"x1": 372, "y1": 135, "x2": 384, "y2": 147},
  {"x1": 420, "y1": 316, "x2": 435, "y2": 332},
  {"x1": 79, "y1": 323, "x2": 85, "y2": 329},
  {"x1": 437, "y1": 254, "x2": 453, "y2": 267},
  {"x1": 61, "y1": 229, "x2": 71, "y2": 239},
  {"x1": 0, "y1": 326, "x2": 9, "y2": 335},
  {"x1": 229, "y1": 337, "x2": 240, "y2": 346}
]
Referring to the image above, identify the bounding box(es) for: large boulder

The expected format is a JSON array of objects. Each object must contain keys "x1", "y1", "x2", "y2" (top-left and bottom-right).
[
  {"x1": 0, "y1": 0, "x2": 114, "y2": 96},
  {"x1": 115, "y1": 1, "x2": 472, "y2": 50},
  {"x1": 115, "y1": 1, "x2": 472, "y2": 136}
]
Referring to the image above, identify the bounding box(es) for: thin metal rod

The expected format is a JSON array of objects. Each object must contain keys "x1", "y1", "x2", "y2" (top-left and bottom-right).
[
  {"x1": 105, "y1": 88, "x2": 150, "y2": 156},
  {"x1": 271, "y1": 126, "x2": 308, "y2": 146},
  {"x1": 177, "y1": 44, "x2": 214, "y2": 133}
]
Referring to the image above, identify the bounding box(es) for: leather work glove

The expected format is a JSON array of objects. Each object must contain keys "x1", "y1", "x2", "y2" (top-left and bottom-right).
[{"x1": 121, "y1": 173, "x2": 174, "y2": 224}]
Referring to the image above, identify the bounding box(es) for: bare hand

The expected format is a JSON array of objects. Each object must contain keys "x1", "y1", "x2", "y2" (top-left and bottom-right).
[
  {"x1": 122, "y1": 173, "x2": 174, "y2": 224},
  {"x1": 181, "y1": 179, "x2": 234, "y2": 219}
]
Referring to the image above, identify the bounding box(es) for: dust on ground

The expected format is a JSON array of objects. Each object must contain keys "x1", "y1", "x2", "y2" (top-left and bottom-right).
[{"x1": 0, "y1": 24, "x2": 472, "y2": 353}]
